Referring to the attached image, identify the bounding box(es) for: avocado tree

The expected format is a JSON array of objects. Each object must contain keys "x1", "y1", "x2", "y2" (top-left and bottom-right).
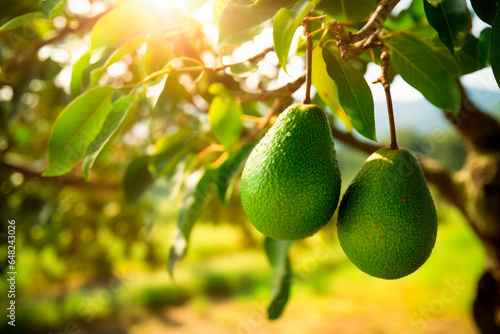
[{"x1": 1, "y1": 0, "x2": 500, "y2": 332}]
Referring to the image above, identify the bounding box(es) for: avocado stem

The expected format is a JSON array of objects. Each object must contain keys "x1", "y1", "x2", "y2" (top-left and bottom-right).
[
  {"x1": 373, "y1": 49, "x2": 398, "y2": 150},
  {"x1": 302, "y1": 16, "x2": 312, "y2": 105},
  {"x1": 386, "y1": 84, "x2": 398, "y2": 150}
]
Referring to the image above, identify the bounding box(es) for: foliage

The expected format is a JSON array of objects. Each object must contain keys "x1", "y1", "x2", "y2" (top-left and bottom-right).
[{"x1": 0, "y1": 0, "x2": 498, "y2": 324}]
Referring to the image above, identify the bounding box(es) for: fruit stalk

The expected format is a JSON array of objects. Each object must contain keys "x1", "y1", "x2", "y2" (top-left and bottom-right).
[
  {"x1": 373, "y1": 49, "x2": 398, "y2": 150},
  {"x1": 302, "y1": 16, "x2": 312, "y2": 105},
  {"x1": 385, "y1": 81, "x2": 398, "y2": 150}
]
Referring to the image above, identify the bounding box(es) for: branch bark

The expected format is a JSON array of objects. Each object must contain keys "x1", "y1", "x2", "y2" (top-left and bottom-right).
[
  {"x1": 0, "y1": 161, "x2": 120, "y2": 192},
  {"x1": 445, "y1": 80, "x2": 500, "y2": 152},
  {"x1": 336, "y1": 0, "x2": 401, "y2": 47},
  {"x1": 211, "y1": 46, "x2": 274, "y2": 71},
  {"x1": 439, "y1": 80, "x2": 500, "y2": 333},
  {"x1": 236, "y1": 72, "x2": 306, "y2": 103},
  {"x1": 330, "y1": 127, "x2": 460, "y2": 207},
  {"x1": 443, "y1": 80, "x2": 500, "y2": 241}
]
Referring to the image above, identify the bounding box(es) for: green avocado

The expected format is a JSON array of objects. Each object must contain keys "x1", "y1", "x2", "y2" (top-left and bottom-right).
[
  {"x1": 241, "y1": 103, "x2": 342, "y2": 240},
  {"x1": 337, "y1": 148, "x2": 438, "y2": 279}
]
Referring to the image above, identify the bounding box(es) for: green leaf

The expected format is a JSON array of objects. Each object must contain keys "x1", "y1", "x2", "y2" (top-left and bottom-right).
[
  {"x1": 386, "y1": 34, "x2": 460, "y2": 114},
  {"x1": 478, "y1": 27, "x2": 491, "y2": 66},
  {"x1": 149, "y1": 129, "x2": 196, "y2": 177},
  {"x1": 155, "y1": 73, "x2": 188, "y2": 114},
  {"x1": 265, "y1": 237, "x2": 292, "y2": 320},
  {"x1": 432, "y1": 45, "x2": 461, "y2": 76},
  {"x1": 209, "y1": 96, "x2": 243, "y2": 150},
  {"x1": 90, "y1": 34, "x2": 147, "y2": 87},
  {"x1": 216, "y1": 141, "x2": 256, "y2": 203},
  {"x1": 455, "y1": 34, "x2": 488, "y2": 75},
  {"x1": 214, "y1": 0, "x2": 231, "y2": 23},
  {"x1": 70, "y1": 51, "x2": 90, "y2": 97},
  {"x1": 322, "y1": 47, "x2": 376, "y2": 141},
  {"x1": 409, "y1": 26, "x2": 461, "y2": 76},
  {"x1": 0, "y1": 12, "x2": 44, "y2": 32},
  {"x1": 41, "y1": 0, "x2": 66, "y2": 20},
  {"x1": 424, "y1": 0, "x2": 469, "y2": 56},
  {"x1": 218, "y1": 5, "x2": 268, "y2": 46},
  {"x1": 218, "y1": 0, "x2": 296, "y2": 46},
  {"x1": 491, "y1": 11, "x2": 500, "y2": 88},
  {"x1": 470, "y1": 0, "x2": 497, "y2": 25},
  {"x1": 317, "y1": 0, "x2": 376, "y2": 21},
  {"x1": 123, "y1": 156, "x2": 155, "y2": 203},
  {"x1": 90, "y1": 4, "x2": 157, "y2": 51},
  {"x1": 168, "y1": 168, "x2": 217, "y2": 277},
  {"x1": 208, "y1": 82, "x2": 232, "y2": 99},
  {"x1": 241, "y1": 101, "x2": 261, "y2": 117},
  {"x1": 273, "y1": 0, "x2": 320, "y2": 72},
  {"x1": 311, "y1": 47, "x2": 352, "y2": 131},
  {"x1": 82, "y1": 95, "x2": 140, "y2": 181},
  {"x1": 409, "y1": 0, "x2": 427, "y2": 22},
  {"x1": 43, "y1": 86, "x2": 115, "y2": 177},
  {"x1": 384, "y1": 0, "x2": 426, "y2": 30}
]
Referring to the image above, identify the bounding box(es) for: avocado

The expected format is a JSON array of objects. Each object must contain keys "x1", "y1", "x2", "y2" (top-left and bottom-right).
[
  {"x1": 241, "y1": 103, "x2": 342, "y2": 240},
  {"x1": 337, "y1": 148, "x2": 437, "y2": 279}
]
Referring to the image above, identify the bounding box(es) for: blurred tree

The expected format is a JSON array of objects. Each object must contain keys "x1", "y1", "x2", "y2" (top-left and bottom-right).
[{"x1": 1, "y1": 0, "x2": 500, "y2": 332}]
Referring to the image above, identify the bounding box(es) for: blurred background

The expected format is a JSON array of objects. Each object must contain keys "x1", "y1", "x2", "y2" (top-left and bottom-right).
[{"x1": 1, "y1": 0, "x2": 499, "y2": 333}]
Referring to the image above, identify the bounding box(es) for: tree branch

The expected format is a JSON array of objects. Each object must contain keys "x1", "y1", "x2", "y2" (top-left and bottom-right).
[
  {"x1": 211, "y1": 46, "x2": 274, "y2": 71},
  {"x1": 330, "y1": 127, "x2": 461, "y2": 206},
  {"x1": 444, "y1": 80, "x2": 500, "y2": 245},
  {"x1": 331, "y1": 128, "x2": 382, "y2": 154},
  {"x1": 445, "y1": 80, "x2": 500, "y2": 152},
  {"x1": 336, "y1": 0, "x2": 401, "y2": 47},
  {"x1": 236, "y1": 72, "x2": 306, "y2": 103},
  {"x1": 0, "y1": 161, "x2": 120, "y2": 192}
]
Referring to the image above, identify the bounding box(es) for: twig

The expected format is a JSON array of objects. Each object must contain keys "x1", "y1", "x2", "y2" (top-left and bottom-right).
[
  {"x1": 0, "y1": 161, "x2": 120, "y2": 191},
  {"x1": 336, "y1": 0, "x2": 401, "y2": 47},
  {"x1": 212, "y1": 46, "x2": 274, "y2": 71},
  {"x1": 212, "y1": 152, "x2": 229, "y2": 168},
  {"x1": 303, "y1": 15, "x2": 326, "y2": 21},
  {"x1": 237, "y1": 72, "x2": 306, "y2": 103},
  {"x1": 302, "y1": 16, "x2": 312, "y2": 105},
  {"x1": 242, "y1": 115, "x2": 263, "y2": 123},
  {"x1": 373, "y1": 48, "x2": 398, "y2": 150},
  {"x1": 331, "y1": 128, "x2": 382, "y2": 153},
  {"x1": 244, "y1": 96, "x2": 293, "y2": 141},
  {"x1": 196, "y1": 144, "x2": 225, "y2": 162},
  {"x1": 129, "y1": 47, "x2": 276, "y2": 94}
]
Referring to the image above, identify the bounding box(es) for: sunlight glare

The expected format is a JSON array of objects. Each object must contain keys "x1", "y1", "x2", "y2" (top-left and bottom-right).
[
  {"x1": 67, "y1": 0, "x2": 91, "y2": 15},
  {"x1": 140, "y1": 0, "x2": 212, "y2": 19}
]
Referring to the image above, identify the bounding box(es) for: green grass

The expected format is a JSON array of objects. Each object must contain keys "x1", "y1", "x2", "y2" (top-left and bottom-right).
[{"x1": 1, "y1": 202, "x2": 486, "y2": 333}]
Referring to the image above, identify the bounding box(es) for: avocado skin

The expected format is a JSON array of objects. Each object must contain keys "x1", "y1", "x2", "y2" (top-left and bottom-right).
[
  {"x1": 241, "y1": 104, "x2": 341, "y2": 240},
  {"x1": 337, "y1": 148, "x2": 438, "y2": 279}
]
